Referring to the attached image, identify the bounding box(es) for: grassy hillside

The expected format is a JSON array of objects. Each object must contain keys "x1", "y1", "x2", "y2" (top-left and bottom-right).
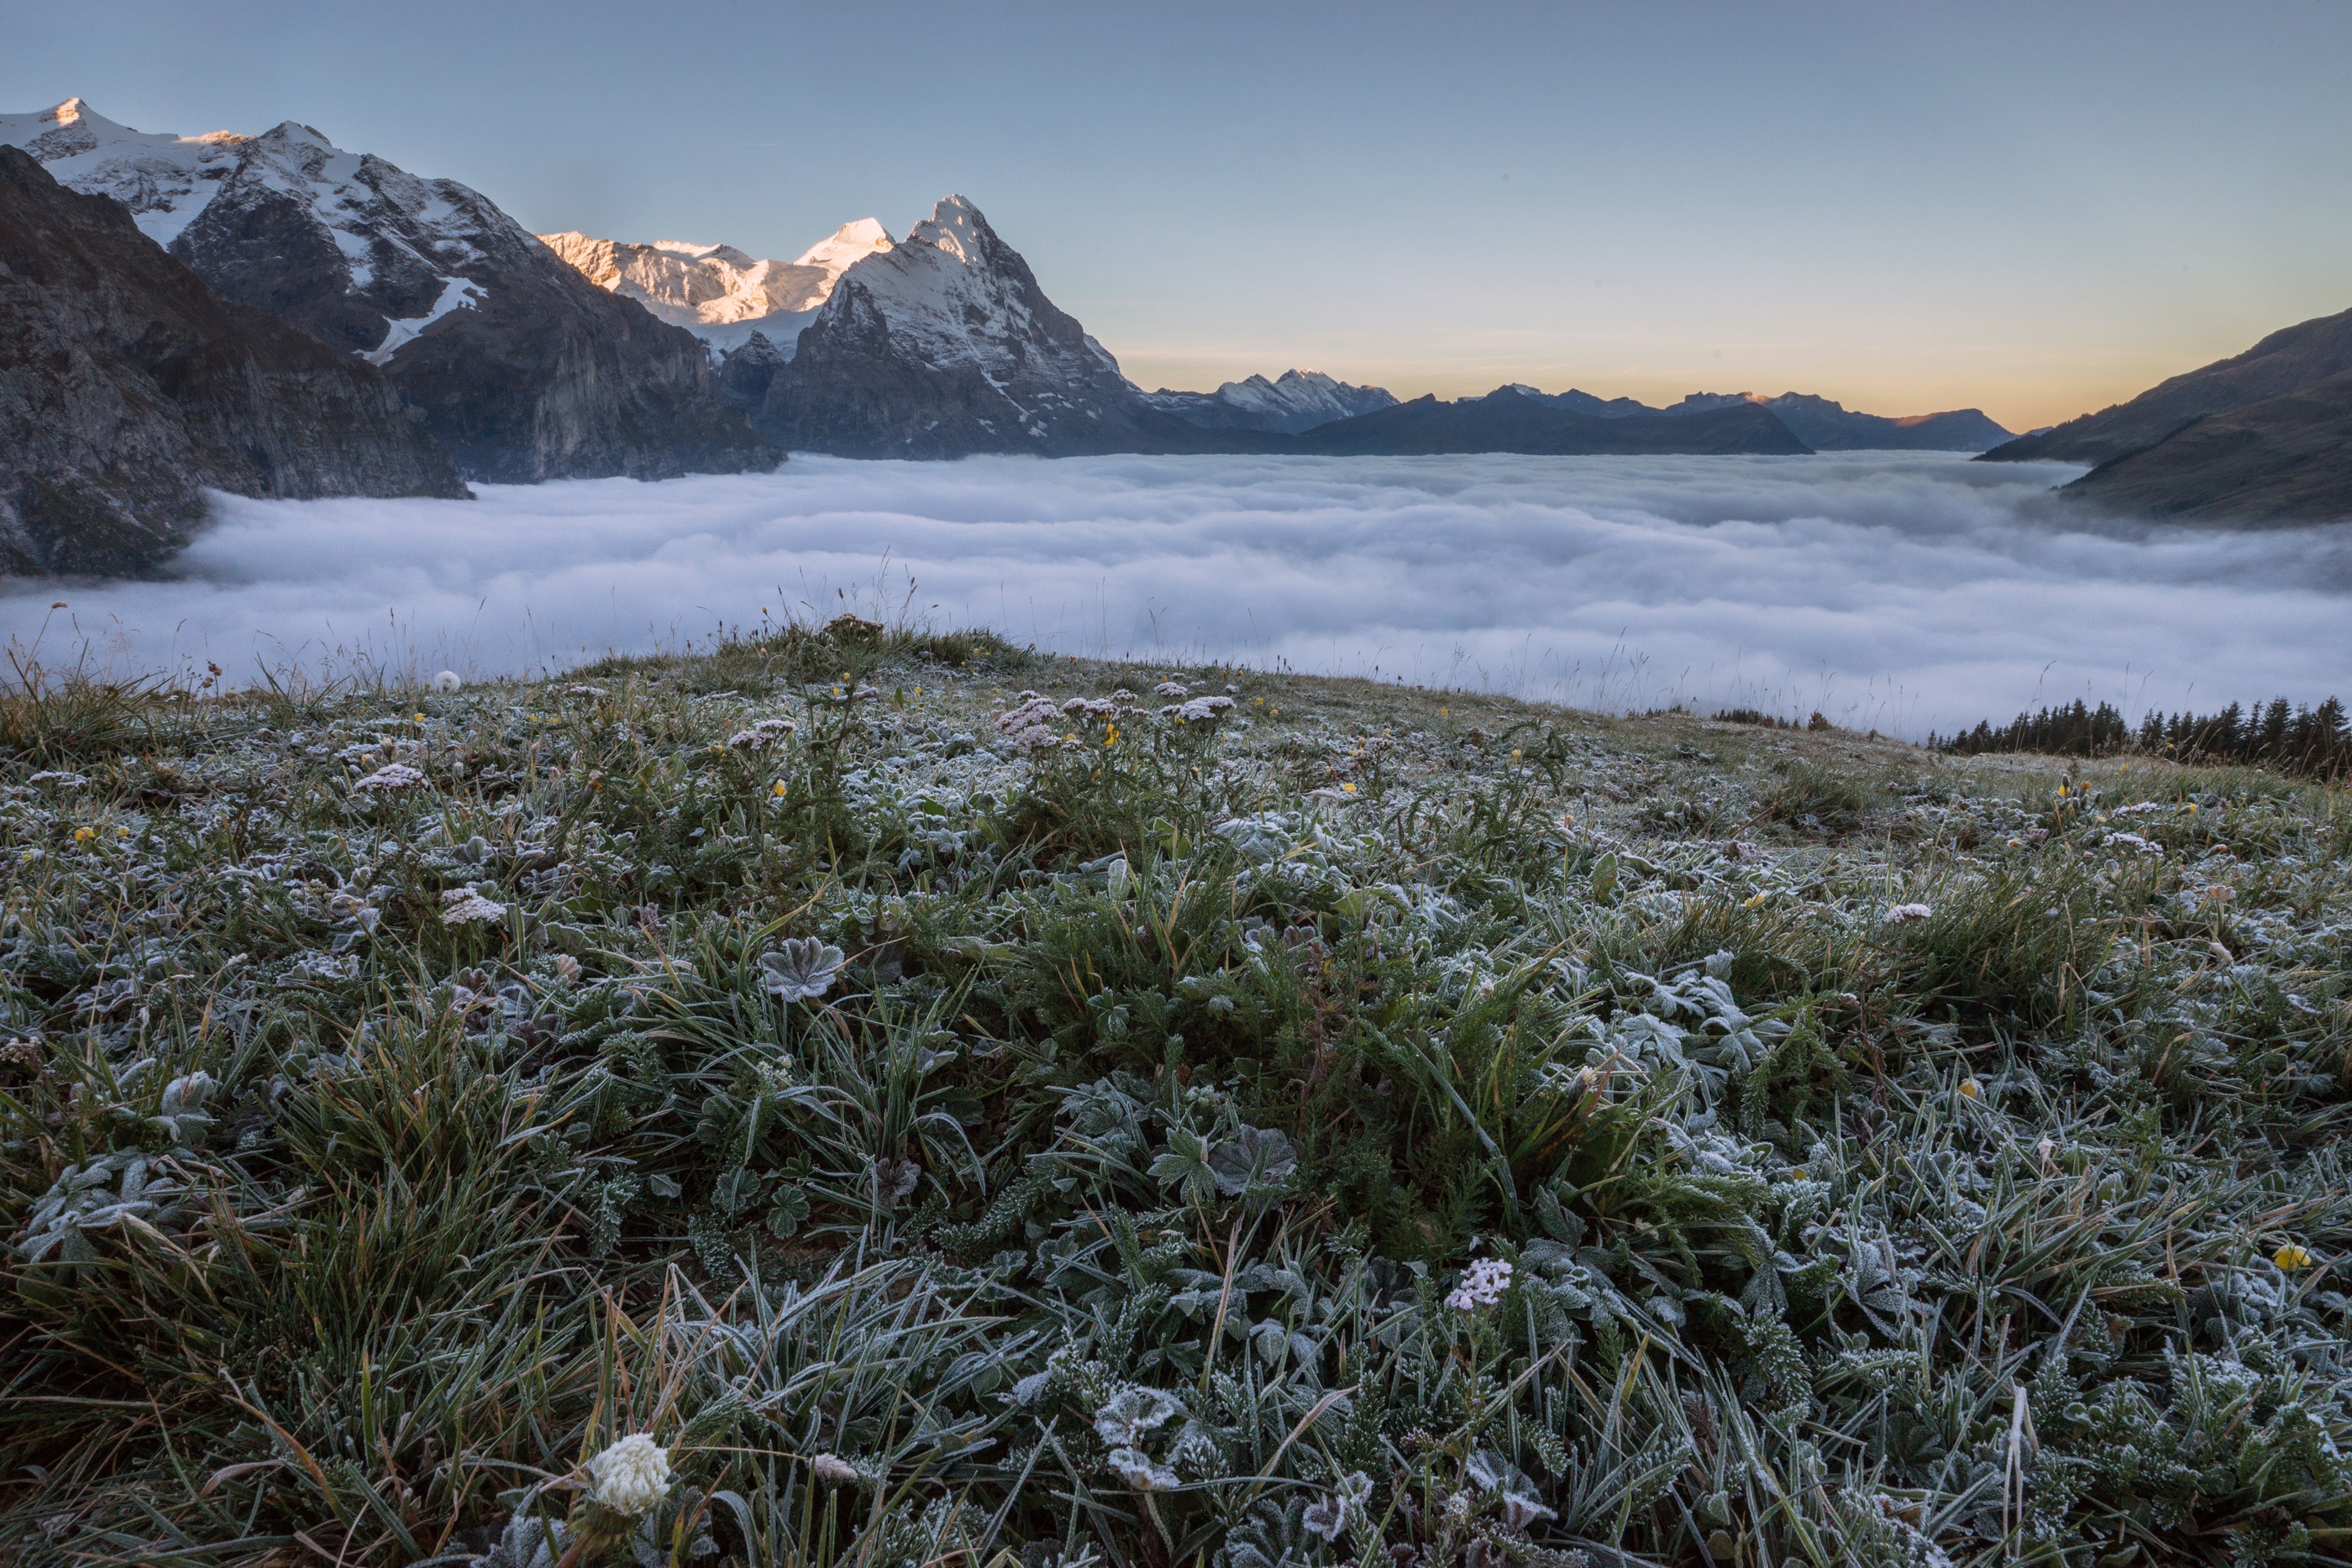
[{"x1": 3, "y1": 618, "x2": 2349, "y2": 1567}]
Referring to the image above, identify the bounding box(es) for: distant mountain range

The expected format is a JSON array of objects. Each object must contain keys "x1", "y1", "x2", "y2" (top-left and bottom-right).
[
  {"x1": 2, "y1": 92, "x2": 2190, "y2": 579},
  {"x1": 1982, "y1": 306, "x2": 2352, "y2": 525},
  {"x1": 1144, "y1": 371, "x2": 1399, "y2": 434},
  {"x1": 1287, "y1": 387, "x2": 1809, "y2": 456}
]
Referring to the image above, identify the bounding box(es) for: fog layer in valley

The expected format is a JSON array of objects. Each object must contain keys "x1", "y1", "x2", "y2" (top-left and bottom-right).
[{"x1": 6, "y1": 452, "x2": 2346, "y2": 735}]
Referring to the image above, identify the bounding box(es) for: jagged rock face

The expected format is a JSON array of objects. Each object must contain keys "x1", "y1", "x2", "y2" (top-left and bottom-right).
[
  {"x1": 748, "y1": 197, "x2": 1188, "y2": 458},
  {"x1": 1983, "y1": 306, "x2": 2352, "y2": 466},
  {"x1": 1143, "y1": 370, "x2": 1398, "y2": 434},
  {"x1": 0, "y1": 146, "x2": 468, "y2": 577},
  {"x1": 538, "y1": 219, "x2": 890, "y2": 357},
  {"x1": 0, "y1": 98, "x2": 777, "y2": 484}
]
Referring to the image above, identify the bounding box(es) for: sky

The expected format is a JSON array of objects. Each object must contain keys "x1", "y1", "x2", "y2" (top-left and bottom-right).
[{"x1": 5, "y1": 1, "x2": 2350, "y2": 430}]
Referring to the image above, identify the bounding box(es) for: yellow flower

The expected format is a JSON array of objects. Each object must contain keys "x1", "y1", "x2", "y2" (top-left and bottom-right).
[
  {"x1": 2275, "y1": 1244, "x2": 2313, "y2": 1271},
  {"x1": 1958, "y1": 1078, "x2": 1982, "y2": 1099},
  {"x1": 414, "y1": 711, "x2": 426, "y2": 721},
  {"x1": 1342, "y1": 782, "x2": 1356, "y2": 793},
  {"x1": 72, "y1": 826, "x2": 95, "y2": 842},
  {"x1": 1511, "y1": 747, "x2": 1523, "y2": 758},
  {"x1": 1743, "y1": 893, "x2": 1765, "y2": 907},
  {"x1": 116, "y1": 826, "x2": 129, "y2": 836},
  {"x1": 772, "y1": 781, "x2": 788, "y2": 797},
  {"x1": 1788, "y1": 1167, "x2": 1806, "y2": 1181},
  {"x1": 2187, "y1": 803, "x2": 2199, "y2": 814}
]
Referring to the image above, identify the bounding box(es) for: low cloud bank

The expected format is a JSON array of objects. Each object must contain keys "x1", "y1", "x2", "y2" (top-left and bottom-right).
[{"x1": 5, "y1": 451, "x2": 2347, "y2": 734}]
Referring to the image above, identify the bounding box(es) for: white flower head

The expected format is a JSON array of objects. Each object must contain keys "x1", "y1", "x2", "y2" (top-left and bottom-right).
[
  {"x1": 1446, "y1": 1257, "x2": 1514, "y2": 1312},
  {"x1": 810, "y1": 1451, "x2": 860, "y2": 1484},
  {"x1": 440, "y1": 889, "x2": 507, "y2": 926},
  {"x1": 432, "y1": 670, "x2": 463, "y2": 693},
  {"x1": 587, "y1": 1433, "x2": 670, "y2": 1515},
  {"x1": 1163, "y1": 695, "x2": 1236, "y2": 724},
  {"x1": 727, "y1": 718, "x2": 795, "y2": 750},
  {"x1": 353, "y1": 763, "x2": 427, "y2": 793},
  {"x1": 1882, "y1": 903, "x2": 1934, "y2": 924}
]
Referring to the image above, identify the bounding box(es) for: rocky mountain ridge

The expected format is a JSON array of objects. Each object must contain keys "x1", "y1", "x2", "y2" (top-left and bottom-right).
[
  {"x1": 1291, "y1": 385, "x2": 1813, "y2": 456},
  {"x1": 1982, "y1": 306, "x2": 2352, "y2": 468},
  {"x1": 1982, "y1": 304, "x2": 2352, "y2": 525},
  {"x1": 0, "y1": 97, "x2": 774, "y2": 485},
  {"x1": 734, "y1": 196, "x2": 1204, "y2": 458},
  {"x1": 0, "y1": 146, "x2": 466, "y2": 576}
]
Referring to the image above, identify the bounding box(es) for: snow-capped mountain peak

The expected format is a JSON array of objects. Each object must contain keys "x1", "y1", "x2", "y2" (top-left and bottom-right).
[
  {"x1": 0, "y1": 97, "x2": 249, "y2": 244},
  {"x1": 793, "y1": 217, "x2": 890, "y2": 271},
  {"x1": 4, "y1": 96, "x2": 774, "y2": 482},
  {"x1": 539, "y1": 217, "x2": 892, "y2": 354}
]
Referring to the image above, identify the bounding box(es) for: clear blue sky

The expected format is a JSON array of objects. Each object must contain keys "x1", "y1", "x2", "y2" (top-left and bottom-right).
[{"x1": 8, "y1": 0, "x2": 2350, "y2": 429}]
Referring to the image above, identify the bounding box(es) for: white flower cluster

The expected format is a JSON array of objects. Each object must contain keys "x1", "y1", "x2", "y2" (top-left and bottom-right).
[
  {"x1": 1446, "y1": 1257, "x2": 1514, "y2": 1312},
  {"x1": 1154, "y1": 680, "x2": 1189, "y2": 698},
  {"x1": 431, "y1": 670, "x2": 463, "y2": 693},
  {"x1": 585, "y1": 1433, "x2": 670, "y2": 1515},
  {"x1": 1164, "y1": 695, "x2": 1236, "y2": 724},
  {"x1": 1882, "y1": 903, "x2": 1935, "y2": 924},
  {"x1": 353, "y1": 763, "x2": 426, "y2": 792},
  {"x1": 440, "y1": 888, "x2": 508, "y2": 926},
  {"x1": 727, "y1": 717, "x2": 795, "y2": 750},
  {"x1": 2103, "y1": 831, "x2": 2162, "y2": 855},
  {"x1": 994, "y1": 693, "x2": 1066, "y2": 752}
]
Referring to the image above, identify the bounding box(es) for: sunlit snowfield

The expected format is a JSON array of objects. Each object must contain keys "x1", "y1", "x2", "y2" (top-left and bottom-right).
[{"x1": 7, "y1": 450, "x2": 2349, "y2": 733}]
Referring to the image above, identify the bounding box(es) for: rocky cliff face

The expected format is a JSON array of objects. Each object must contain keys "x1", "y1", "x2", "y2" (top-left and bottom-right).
[
  {"x1": 1142, "y1": 370, "x2": 1398, "y2": 434},
  {"x1": 0, "y1": 98, "x2": 776, "y2": 485},
  {"x1": 1982, "y1": 306, "x2": 2352, "y2": 466},
  {"x1": 0, "y1": 146, "x2": 468, "y2": 577},
  {"x1": 746, "y1": 197, "x2": 1194, "y2": 458}
]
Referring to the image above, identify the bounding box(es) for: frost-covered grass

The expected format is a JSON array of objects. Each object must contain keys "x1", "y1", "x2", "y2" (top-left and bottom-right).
[{"x1": 3, "y1": 617, "x2": 2349, "y2": 1568}]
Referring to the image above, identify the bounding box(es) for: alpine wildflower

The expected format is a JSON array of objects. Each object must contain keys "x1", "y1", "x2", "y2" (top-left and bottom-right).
[
  {"x1": 810, "y1": 1452, "x2": 860, "y2": 1484},
  {"x1": 1446, "y1": 1257, "x2": 1514, "y2": 1312},
  {"x1": 1959, "y1": 1077, "x2": 1982, "y2": 1100},
  {"x1": 432, "y1": 670, "x2": 462, "y2": 693},
  {"x1": 440, "y1": 889, "x2": 507, "y2": 926},
  {"x1": 2276, "y1": 1244, "x2": 2313, "y2": 1271},
  {"x1": 354, "y1": 763, "x2": 426, "y2": 792},
  {"x1": 585, "y1": 1433, "x2": 670, "y2": 1515},
  {"x1": 1883, "y1": 903, "x2": 1934, "y2": 924}
]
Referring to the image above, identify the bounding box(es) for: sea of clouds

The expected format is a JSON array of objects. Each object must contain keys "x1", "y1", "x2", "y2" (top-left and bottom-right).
[{"x1": 5, "y1": 450, "x2": 2348, "y2": 735}]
